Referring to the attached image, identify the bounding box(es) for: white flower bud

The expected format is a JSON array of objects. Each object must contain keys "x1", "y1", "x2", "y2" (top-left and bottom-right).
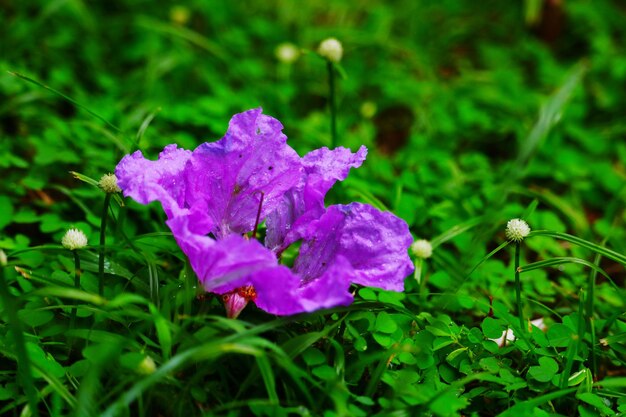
[
  {"x1": 411, "y1": 239, "x2": 433, "y2": 259},
  {"x1": 275, "y1": 43, "x2": 300, "y2": 64},
  {"x1": 505, "y1": 219, "x2": 531, "y2": 242},
  {"x1": 318, "y1": 38, "x2": 343, "y2": 63},
  {"x1": 99, "y1": 173, "x2": 121, "y2": 194},
  {"x1": 137, "y1": 355, "x2": 157, "y2": 375},
  {"x1": 61, "y1": 228, "x2": 88, "y2": 250}
]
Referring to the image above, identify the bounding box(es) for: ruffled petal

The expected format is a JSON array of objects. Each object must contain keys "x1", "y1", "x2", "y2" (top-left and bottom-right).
[
  {"x1": 293, "y1": 202, "x2": 413, "y2": 292},
  {"x1": 334, "y1": 203, "x2": 414, "y2": 291},
  {"x1": 115, "y1": 144, "x2": 192, "y2": 218},
  {"x1": 301, "y1": 145, "x2": 367, "y2": 214},
  {"x1": 265, "y1": 146, "x2": 367, "y2": 252},
  {"x1": 183, "y1": 108, "x2": 303, "y2": 237}
]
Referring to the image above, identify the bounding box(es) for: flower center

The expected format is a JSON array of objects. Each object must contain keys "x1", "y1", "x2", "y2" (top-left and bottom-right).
[{"x1": 222, "y1": 285, "x2": 257, "y2": 319}]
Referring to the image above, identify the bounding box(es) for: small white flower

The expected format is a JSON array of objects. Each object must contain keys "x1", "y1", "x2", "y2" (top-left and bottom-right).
[
  {"x1": 0, "y1": 249, "x2": 6, "y2": 266},
  {"x1": 275, "y1": 43, "x2": 300, "y2": 64},
  {"x1": 505, "y1": 219, "x2": 531, "y2": 242},
  {"x1": 411, "y1": 239, "x2": 433, "y2": 259},
  {"x1": 318, "y1": 38, "x2": 343, "y2": 63},
  {"x1": 61, "y1": 228, "x2": 88, "y2": 250},
  {"x1": 99, "y1": 173, "x2": 121, "y2": 194}
]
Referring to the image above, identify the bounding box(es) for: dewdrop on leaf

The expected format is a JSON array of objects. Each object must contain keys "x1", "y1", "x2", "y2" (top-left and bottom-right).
[
  {"x1": 318, "y1": 38, "x2": 343, "y2": 63},
  {"x1": 505, "y1": 219, "x2": 530, "y2": 242},
  {"x1": 275, "y1": 43, "x2": 300, "y2": 64},
  {"x1": 62, "y1": 228, "x2": 88, "y2": 250},
  {"x1": 99, "y1": 173, "x2": 121, "y2": 194},
  {"x1": 411, "y1": 239, "x2": 433, "y2": 259}
]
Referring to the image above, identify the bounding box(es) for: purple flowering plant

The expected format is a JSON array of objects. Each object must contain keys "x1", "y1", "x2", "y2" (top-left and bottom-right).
[{"x1": 116, "y1": 108, "x2": 414, "y2": 318}]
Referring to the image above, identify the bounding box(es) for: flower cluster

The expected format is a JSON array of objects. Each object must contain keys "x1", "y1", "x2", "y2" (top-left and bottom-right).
[
  {"x1": 116, "y1": 109, "x2": 414, "y2": 317},
  {"x1": 505, "y1": 218, "x2": 530, "y2": 242},
  {"x1": 61, "y1": 228, "x2": 88, "y2": 250}
]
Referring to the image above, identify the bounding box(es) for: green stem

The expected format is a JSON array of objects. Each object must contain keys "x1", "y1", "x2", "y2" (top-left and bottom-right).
[
  {"x1": 327, "y1": 61, "x2": 337, "y2": 148},
  {"x1": 0, "y1": 267, "x2": 40, "y2": 417},
  {"x1": 587, "y1": 252, "x2": 600, "y2": 377},
  {"x1": 69, "y1": 251, "x2": 81, "y2": 330},
  {"x1": 514, "y1": 242, "x2": 525, "y2": 333},
  {"x1": 99, "y1": 193, "x2": 112, "y2": 296}
]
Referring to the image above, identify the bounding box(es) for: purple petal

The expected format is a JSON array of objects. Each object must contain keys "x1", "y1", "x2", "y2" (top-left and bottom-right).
[
  {"x1": 334, "y1": 203, "x2": 414, "y2": 291},
  {"x1": 301, "y1": 145, "x2": 367, "y2": 214},
  {"x1": 295, "y1": 256, "x2": 354, "y2": 312},
  {"x1": 249, "y1": 266, "x2": 305, "y2": 315},
  {"x1": 292, "y1": 206, "x2": 344, "y2": 283},
  {"x1": 251, "y1": 261, "x2": 353, "y2": 316},
  {"x1": 183, "y1": 108, "x2": 303, "y2": 237},
  {"x1": 265, "y1": 146, "x2": 367, "y2": 252},
  {"x1": 294, "y1": 202, "x2": 413, "y2": 292},
  {"x1": 115, "y1": 144, "x2": 192, "y2": 218},
  {"x1": 167, "y1": 214, "x2": 278, "y2": 292},
  {"x1": 264, "y1": 187, "x2": 305, "y2": 252}
]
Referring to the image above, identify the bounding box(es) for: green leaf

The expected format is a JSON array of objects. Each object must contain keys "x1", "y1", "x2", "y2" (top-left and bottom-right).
[
  {"x1": 302, "y1": 348, "x2": 326, "y2": 367},
  {"x1": 528, "y1": 357, "x2": 559, "y2": 382},
  {"x1": 577, "y1": 393, "x2": 616, "y2": 416},
  {"x1": 547, "y1": 324, "x2": 575, "y2": 348},
  {"x1": 375, "y1": 311, "x2": 398, "y2": 334},
  {"x1": 18, "y1": 309, "x2": 54, "y2": 327},
  {"x1": 482, "y1": 317, "x2": 505, "y2": 339},
  {"x1": 0, "y1": 196, "x2": 14, "y2": 231},
  {"x1": 26, "y1": 342, "x2": 66, "y2": 379}
]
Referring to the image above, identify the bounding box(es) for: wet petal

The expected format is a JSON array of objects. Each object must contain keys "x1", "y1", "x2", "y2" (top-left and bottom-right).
[
  {"x1": 334, "y1": 203, "x2": 414, "y2": 291},
  {"x1": 115, "y1": 144, "x2": 192, "y2": 218},
  {"x1": 294, "y1": 203, "x2": 413, "y2": 292},
  {"x1": 265, "y1": 146, "x2": 366, "y2": 252},
  {"x1": 183, "y1": 108, "x2": 302, "y2": 237},
  {"x1": 301, "y1": 145, "x2": 367, "y2": 213}
]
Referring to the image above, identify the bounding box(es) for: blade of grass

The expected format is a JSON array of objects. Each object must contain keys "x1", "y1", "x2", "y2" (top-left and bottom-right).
[
  {"x1": 529, "y1": 230, "x2": 626, "y2": 266},
  {"x1": 8, "y1": 71, "x2": 122, "y2": 133},
  {"x1": 430, "y1": 216, "x2": 484, "y2": 248},
  {"x1": 518, "y1": 257, "x2": 612, "y2": 281}
]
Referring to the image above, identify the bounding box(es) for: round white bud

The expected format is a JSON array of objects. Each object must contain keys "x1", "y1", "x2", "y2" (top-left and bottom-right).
[
  {"x1": 411, "y1": 239, "x2": 433, "y2": 259},
  {"x1": 99, "y1": 173, "x2": 121, "y2": 194},
  {"x1": 318, "y1": 38, "x2": 343, "y2": 63},
  {"x1": 275, "y1": 43, "x2": 300, "y2": 64},
  {"x1": 137, "y1": 355, "x2": 157, "y2": 375},
  {"x1": 62, "y1": 228, "x2": 88, "y2": 250},
  {"x1": 505, "y1": 219, "x2": 531, "y2": 242}
]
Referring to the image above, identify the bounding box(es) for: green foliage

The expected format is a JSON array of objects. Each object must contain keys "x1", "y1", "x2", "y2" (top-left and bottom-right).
[{"x1": 2, "y1": 0, "x2": 626, "y2": 416}]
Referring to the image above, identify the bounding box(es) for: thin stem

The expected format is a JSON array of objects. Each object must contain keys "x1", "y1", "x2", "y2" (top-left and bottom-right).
[
  {"x1": 0, "y1": 266, "x2": 40, "y2": 417},
  {"x1": 251, "y1": 191, "x2": 265, "y2": 240},
  {"x1": 327, "y1": 61, "x2": 337, "y2": 148},
  {"x1": 587, "y1": 252, "x2": 600, "y2": 377},
  {"x1": 514, "y1": 242, "x2": 525, "y2": 333},
  {"x1": 69, "y1": 251, "x2": 81, "y2": 330},
  {"x1": 98, "y1": 193, "x2": 112, "y2": 296}
]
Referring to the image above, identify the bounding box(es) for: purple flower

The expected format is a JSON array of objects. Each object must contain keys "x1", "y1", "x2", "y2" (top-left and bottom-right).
[{"x1": 116, "y1": 108, "x2": 414, "y2": 317}]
